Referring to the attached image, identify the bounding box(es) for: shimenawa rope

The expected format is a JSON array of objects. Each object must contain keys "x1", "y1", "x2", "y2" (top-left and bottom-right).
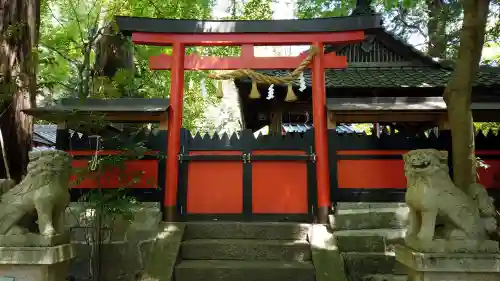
[{"x1": 207, "y1": 46, "x2": 318, "y2": 101}]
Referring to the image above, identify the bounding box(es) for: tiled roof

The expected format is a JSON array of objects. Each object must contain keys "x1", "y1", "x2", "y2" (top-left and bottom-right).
[
  {"x1": 254, "y1": 66, "x2": 500, "y2": 88},
  {"x1": 33, "y1": 124, "x2": 57, "y2": 145},
  {"x1": 33, "y1": 124, "x2": 83, "y2": 146},
  {"x1": 326, "y1": 97, "x2": 447, "y2": 111},
  {"x1": 32, "y1": 98, "x2": 170, "y2": 113}
]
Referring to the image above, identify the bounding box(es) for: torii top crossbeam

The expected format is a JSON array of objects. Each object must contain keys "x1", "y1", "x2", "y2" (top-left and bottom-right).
[
  {"x1": 115, "y1": 14, "x2": 382, "y2": 223},
  {"x1": 116, "y1": 15, "x2": 381, "y2": 39}
]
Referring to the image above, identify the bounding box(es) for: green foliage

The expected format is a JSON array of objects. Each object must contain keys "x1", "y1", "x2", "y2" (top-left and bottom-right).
[
  {"x1": 67, "y1": 121, "x2": 160, "y2": 280},
  {"x1": 295, "y1": 0, "x2": 465, "y2": 60},
  {"x1": 482, "y1": 3, "x2": 500, "y2": 65},
  {"x1": 295, "y1": 0, "x2": 421, "y2": 19},
  {"x1": 295, "y1": 0, "x2": 354, "y2": 18},
  {"x1": 39, "y1": 0, "x2": 275, "y2": 132},
  {"x1": 39, "y1": 0, "x2": 218, "y2": 131},
  {"x1": 70, "y1": 123, "x2": 161, "y2": 220},
  {"x1": 475, "y1": 122, "x2": 500, "y2": 135},
  {"x1": 241, "y1": 0, "x2": 274, "y2": 19},
  {"x1": 350, "y1": 123, "x2": 373, "y2": 135}
]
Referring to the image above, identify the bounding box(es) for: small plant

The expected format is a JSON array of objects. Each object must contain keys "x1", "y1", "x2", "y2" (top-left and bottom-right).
[
  {"x1": 474, "y1": 156, "x2": 491, "y2": 182},
  {"x1": 70, "y1": 122, "x2": 157, "y2": 281}
]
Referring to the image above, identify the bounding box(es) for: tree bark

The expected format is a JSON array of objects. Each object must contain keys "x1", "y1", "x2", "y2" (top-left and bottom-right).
[
  {"x1": 426, "y1": 0, "x2": 448, "y2": 58},
  {"x1": 0, "y1": 0, "x2": 40, "y2": 182},
  {"x1": 443, "y1": 0, "x2": 490, "y2": 191},
  {"x1": 93, "y1": 24, "x2": 136, "y2": 98},
  {"x1": 94, "y1": 24, "x2": 134, "y2": 80}
]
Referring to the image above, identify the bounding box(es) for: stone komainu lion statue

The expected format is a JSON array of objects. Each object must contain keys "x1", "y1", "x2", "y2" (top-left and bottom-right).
[
  {"x1": 403, "y1": 149, "x2": 497, "y2": 243},
  {"x1": 0, "y1": 150, "x2": 72, "y2": 236}
]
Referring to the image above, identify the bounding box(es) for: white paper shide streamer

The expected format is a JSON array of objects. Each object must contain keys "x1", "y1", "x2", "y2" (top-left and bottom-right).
[
  {"x1": 298, "y1": 72, "x2": 306, "y2": 92},
  {"x1": 267, "y1": 84, "x2": 275, "y2": 100}
]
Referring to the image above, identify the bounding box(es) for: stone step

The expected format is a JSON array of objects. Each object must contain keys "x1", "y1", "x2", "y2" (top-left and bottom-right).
[
  {"x1": 335, "y1": 229, "x2": 406, "y2": 252},
  {"x1": 332, "y1": 207, "x2": 409, "y2": 230},
  {"x1": 361, "y1": 274, "x2": 408, "y2": 281},
  {"x1": 337, "y1": 202, "x2": 407, "y2": 210},
  {"x1": 184, "y1": 222, "x2": 310, "y2": 240},
  {"x1": 342, "y1": 252, "x2": 407, "y2": 276},
  {"x1": 175, "y1": 260, "x2": 315, "y2": 281},
  {"x1": 181, "y1": 239, "x2": 311, "y2": 261}
]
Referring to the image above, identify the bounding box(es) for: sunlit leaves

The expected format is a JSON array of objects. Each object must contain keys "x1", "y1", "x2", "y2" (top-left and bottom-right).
[
  {"x1": 295, "y1": 0, "x2": 466, "y2": 60},
  {"x1": 39, "y1": 0, "x2": 216, "y2": 130},
  {"x1": 295, "y1": 0, "x2": 422, "y2": 20},
  {"x1": 39, "y1": 0, "x2": 276, "y2": 132},
  {"x1": 241, "y1": 0, "x2": 274, "y2": 19},
  {"x1": 296, "y1": 0, "x2": 355, "y2": 18}
]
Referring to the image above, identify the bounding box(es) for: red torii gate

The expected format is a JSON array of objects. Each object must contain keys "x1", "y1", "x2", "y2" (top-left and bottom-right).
[{"x1": 116, "y1": 16, "x2": 381, "y2": 223}]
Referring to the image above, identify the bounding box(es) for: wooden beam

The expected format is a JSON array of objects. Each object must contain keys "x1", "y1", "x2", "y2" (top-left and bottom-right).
[
  {"x1": 150, "y1": 51, "x2": 347, "y2": 70},
  {"x1": 472, "y1": 110, "x2": 500, "y2": 122},
  {"x1": 331, "y1": 111, "x2": 446, "y2": 123},
  {"x1": 327, "y1": 111, "x2": 336, "y2": 129},
  {"x1": 57, "y1": 122, "x2": 67, "y2": 130},
  {"x1": 269, "y1": 109, "x2": 283, "y2": 134},
  {"x1": 132, "y1": 31, "x2": 365, "y2": 46},
  {"x1": 97, "y1": 113, "x2": 166, "y2": 122},
  {"x1": 438, "y1": 114, "x2": 450, "y2": 130},
  {"x1": 159, "y1": 112, "x2": 169, "y2": 130}
]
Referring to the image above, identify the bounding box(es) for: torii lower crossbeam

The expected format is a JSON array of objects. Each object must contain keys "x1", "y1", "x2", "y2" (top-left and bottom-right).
[{"x1": 149, "y1": 44, "x2": 350, "y2": 70}]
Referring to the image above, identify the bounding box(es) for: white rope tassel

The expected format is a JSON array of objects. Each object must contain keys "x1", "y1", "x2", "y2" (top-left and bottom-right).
[{"x1": 90, "y1": 136, "x2": 101, "y2": 172}]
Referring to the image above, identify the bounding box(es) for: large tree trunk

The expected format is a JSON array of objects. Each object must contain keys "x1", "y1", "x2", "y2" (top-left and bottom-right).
[
  {"x1": 443, "y1": 0, "x2": 490, "y2": 191},
  {"x1": 0, "y1": 0, "x2": 40, "y2": 182}
]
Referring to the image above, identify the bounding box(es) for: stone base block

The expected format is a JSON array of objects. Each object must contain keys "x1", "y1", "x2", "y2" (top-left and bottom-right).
[
  {"x1": 395, "y1": 244, "x2": 500, "y2": 281},
  {"x1": 0, "y1": 179, "x2": 15, "y2": 194},
  {"x1": 309, "y1": 224, "x2": 347, "y2": 281},
  {"x1": 405, "y1": 237, "x2": 499, "y2": 253},
  {"x1": 138, "y1": 222, "x2": 185, "y2": 281},
  {"x1": 0, "y1": 232, "x2": 70, "y2": 247},
  {"x1": 0, "y1": 244, "x2": 75, "y2": 281}
]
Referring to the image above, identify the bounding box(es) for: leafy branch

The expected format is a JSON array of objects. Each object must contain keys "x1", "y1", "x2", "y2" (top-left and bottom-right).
[{"x1": 40, "y1": 43, "x2": 80, "y2": 66}]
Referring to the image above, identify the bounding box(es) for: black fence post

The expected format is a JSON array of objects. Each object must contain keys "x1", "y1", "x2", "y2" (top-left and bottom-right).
[
  {"x1": 304, "y1": 129, "x2": 317, "y2": 221},
  {"x1": 157, "y1": 127, "x2": 168, "y2": 220},
  {"x1": 241, "y1": 129, "x2": 254, "y2": 221},
  {"x1": 176, "y1": 128, "x2": 189, "y2": 220},
  {"x1": 327, "y1": 129, "x2": 337, "y2": 214},
  {"x1": 55, "y1": 123, "x2": 70, "y2": 150}
]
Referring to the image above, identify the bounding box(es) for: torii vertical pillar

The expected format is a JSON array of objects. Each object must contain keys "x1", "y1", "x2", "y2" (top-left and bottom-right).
[
  {"x1": 164, "y1": 42, "x2": 185, "y2": 221},
  {"x1": 312, "y1": 42, "x2": 331, "y2": 224}
]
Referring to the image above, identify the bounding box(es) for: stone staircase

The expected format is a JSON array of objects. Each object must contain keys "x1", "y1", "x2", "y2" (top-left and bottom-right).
[
  {"x1": 332, "y1": 202, "x2": 409, "y2": 281},
  {"x1": 175, "y1": 222, "x2": 316, "y2": 281}
]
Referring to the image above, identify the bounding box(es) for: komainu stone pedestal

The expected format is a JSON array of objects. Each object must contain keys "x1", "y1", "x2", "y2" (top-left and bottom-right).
[
  {"x1": 395, "y1": 244, "x2": 500, "y2": 281},
  {"x1": 0, "y1": 233, "x2": 75, "y2": 281}
]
